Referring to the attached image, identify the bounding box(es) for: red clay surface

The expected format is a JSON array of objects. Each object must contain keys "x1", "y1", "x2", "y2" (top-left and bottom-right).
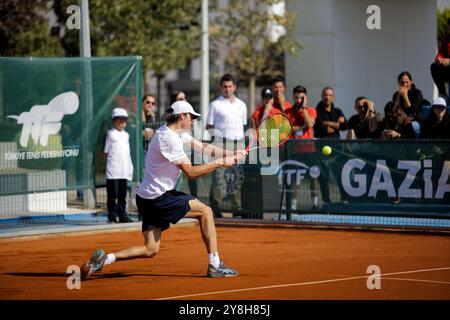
[{"x1": 0, "y1": 225, "x2": 449, "y2": 300}]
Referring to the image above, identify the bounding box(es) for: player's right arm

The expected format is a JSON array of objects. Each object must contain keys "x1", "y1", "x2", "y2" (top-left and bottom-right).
[{"x1": 176, "y1": 154, "x2": 242, "y2": 180}]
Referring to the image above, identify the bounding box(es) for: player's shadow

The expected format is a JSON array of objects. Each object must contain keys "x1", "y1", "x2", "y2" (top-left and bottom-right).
[{"x1": 5, "y1": 272, "x2": 204, "y2": 279}]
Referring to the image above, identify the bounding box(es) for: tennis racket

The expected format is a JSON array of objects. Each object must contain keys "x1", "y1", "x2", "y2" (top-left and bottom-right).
[{"x1": 245, "y1": 113, "x2": 293, "y2": 154}]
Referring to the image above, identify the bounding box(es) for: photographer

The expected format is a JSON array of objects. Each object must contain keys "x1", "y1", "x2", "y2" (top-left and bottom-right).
[
  {"x1": 380, "y1": 101, "x2": 416, "y2": 140},
  {"x1": 251, "y1": 86, "x2": 277, "y2": 128},
  {"x1": 346, "y1": 96, "x2": 383, "y2": 139}
]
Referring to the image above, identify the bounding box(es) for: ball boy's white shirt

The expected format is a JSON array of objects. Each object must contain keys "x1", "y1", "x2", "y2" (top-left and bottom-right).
[
  {"x1": 206, "y1": 96, "x2": 247, "y2": 140},
  {"x1": 104, "y1": 128, "x2": 134, "y2": 180},
  {"x1": 136, "y1": 125, "x2": 193, "y2": 199}
]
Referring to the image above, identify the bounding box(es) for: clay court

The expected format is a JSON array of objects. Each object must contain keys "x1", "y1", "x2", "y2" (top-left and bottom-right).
[{"x1": 1, "y1": 222, "x2": 449, "y2": 300}]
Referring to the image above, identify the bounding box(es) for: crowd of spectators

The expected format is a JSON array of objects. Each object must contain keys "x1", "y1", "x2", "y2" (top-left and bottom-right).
[{"x1": 250, "y1": 72, "x2": 449, "y2": 143}]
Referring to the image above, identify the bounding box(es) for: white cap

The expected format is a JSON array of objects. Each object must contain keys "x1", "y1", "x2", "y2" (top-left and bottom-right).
[
  {"x1": 432, "y1": 97, "x2": 447, "y2": 108},
  {"x1": 112, "y1": 107, "x2": 128, "y2": 119},
  {"x1": 168, "y1": 100, "x2": 201, "y2": 118}
]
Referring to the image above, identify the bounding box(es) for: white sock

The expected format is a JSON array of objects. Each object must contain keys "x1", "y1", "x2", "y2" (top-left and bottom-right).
[
  {"x1": 208, "y1": 252, "x2": 221, "y2": 268},
  {"x1": 291, "y1": 199, "x2": 297, "y2": 209},
  {"x1": 313, "y1": 196, "x2": 318, "y2": 206},
  {"x1": 104, "y1": 253, "x2": 116, "y2": 266}
]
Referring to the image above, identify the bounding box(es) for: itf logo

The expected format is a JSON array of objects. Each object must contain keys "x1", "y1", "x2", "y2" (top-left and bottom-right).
[
  {"x1": 7, "y1": 92, "x2": 79, "y2": 147},
  {"x1": 276, "y1": 160, "x2": 321, "y2": 188}
]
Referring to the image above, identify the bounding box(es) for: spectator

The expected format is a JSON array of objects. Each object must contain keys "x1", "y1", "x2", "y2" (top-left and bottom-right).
[
  {"x1": 171, "y1": 90, "x2": 187, "y2": 104},
  {"x1": 142, "y1": 94, "x2": 159, "y2": 154},
  {"x1": 251, "y1": 86, "x2": 277, "y2": 128},
  {"x1": 206, "y1": 74, "x2": 247, "y2": 214},
  {"x1": 421, "y1": 97, "x2": 450, "y2": 139},
  {"x1": 251, "y1": 77, "x2": 292, "y2": 128},
  {"x1": 392, "y1": 71, "x2": 424, "y2": 125},
  {"x1": 171, "y1": 90, "x2": 198, "y2": 198},
  {"x1": 313, "y1": 87, "x2": 347, "y2": 205},
  {"x1": 347, "y1": 96, "x2": 383, "y2": 139},
  {"x1": 103, "y1": 108, "x2": 134, "y2": 223},
  {"x1": 272, "y1": 76, "x2": 292, "y2": 112},
  {"x1": 380, "y1": 101, "x2": 416, "y2": 140},
  {"x1": 284, "y1": 85, "x2": 319, "y2": 209},
  {"x1": 431, "y1": 18, "x2": 450, "y2": 98},
  {"x1": 314, "y1": 87, "x2": 347, "y2": 138}
]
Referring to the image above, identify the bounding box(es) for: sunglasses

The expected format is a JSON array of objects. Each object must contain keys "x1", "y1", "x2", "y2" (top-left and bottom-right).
[{"x1": 146, "y1": 101, "x2": 156, "y2": 105}]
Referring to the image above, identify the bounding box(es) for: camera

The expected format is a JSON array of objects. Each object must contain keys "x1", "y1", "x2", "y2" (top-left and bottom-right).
[
  {"x1": 261, "y1": 87, "x2": 273, "y2": 100},
  {"x1": 357, "y1": 103, "x2": 368, "y2": 112},
  {"x1": 263, "y1": 92, "x2": 273, "y2": 100}
]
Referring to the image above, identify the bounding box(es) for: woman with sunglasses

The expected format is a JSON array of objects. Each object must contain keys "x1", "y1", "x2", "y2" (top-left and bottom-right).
[{"x1": 142, "y1": 94, "x2": 159, "y2": 153}]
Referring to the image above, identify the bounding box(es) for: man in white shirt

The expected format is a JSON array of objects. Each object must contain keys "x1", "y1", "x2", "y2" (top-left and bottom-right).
[
  {"x1": 206, "y1": 74, "x2": 247, "y2": 214},
  {"x1": 81, "y1": 101, "x2": 245, "y2": 279}
]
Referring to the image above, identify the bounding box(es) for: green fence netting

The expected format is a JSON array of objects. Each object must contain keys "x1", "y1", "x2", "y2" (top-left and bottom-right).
[
  {"x1": 0, "y1": 57, "x2": 143, "y2": 197},
  {"x1": 183, "y1": 139, "x2": 450, "y2": 219}
]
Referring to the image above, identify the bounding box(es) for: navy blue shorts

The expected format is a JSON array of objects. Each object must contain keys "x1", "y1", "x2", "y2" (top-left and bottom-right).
[{"x1": 136, "y1": 190, "x2": 195, "y2": 232}]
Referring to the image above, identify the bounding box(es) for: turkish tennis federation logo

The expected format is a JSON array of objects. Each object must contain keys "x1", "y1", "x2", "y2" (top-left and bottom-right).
[{"x1": 7, "y1": 92, "x2": 79, "y2": 147}]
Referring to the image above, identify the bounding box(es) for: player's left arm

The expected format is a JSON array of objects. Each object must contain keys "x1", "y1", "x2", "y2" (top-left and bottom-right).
[
  {"x1": 176, "y1": 153, "x2": 245, "y2": 180},
  {"x1": 189, "y1": 138, "x2": 235, "y2": 158}
]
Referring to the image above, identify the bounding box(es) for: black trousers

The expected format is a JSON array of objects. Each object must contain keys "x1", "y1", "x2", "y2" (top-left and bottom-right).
[
  {"x1": 106, "y1": 179, "x2": 128, "y2": 220},
  {"x1": 431, "y1": 62, "x2": 450, "y2": 96}
]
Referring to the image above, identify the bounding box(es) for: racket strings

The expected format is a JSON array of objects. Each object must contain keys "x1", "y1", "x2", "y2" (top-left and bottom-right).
[{"x1": 258, "y1": 114, "x2": 292, "y2": 147}]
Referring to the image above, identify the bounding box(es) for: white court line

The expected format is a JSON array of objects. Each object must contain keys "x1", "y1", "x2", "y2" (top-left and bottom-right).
[
  {"x1": 156, "y1": 266, "x2": 450, "y2": 300},
  {"x1": 383, "y1": 277, "x2": 450, "y2": 285}
]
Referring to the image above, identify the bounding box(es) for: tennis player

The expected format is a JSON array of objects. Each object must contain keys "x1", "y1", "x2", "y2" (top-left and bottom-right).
[{"x1": 81, "y1": 101, "x2": 245, "y2": 279}]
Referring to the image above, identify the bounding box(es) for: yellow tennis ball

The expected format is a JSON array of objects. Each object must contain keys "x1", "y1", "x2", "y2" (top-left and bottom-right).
[{"x1": 322, "y1": 145, "x2": 332, "y2": 156}]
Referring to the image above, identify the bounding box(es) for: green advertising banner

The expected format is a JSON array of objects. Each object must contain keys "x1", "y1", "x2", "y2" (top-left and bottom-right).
[
  {"x1": 236, "y1": 139, "x2": 450, "y2": 217},
  {"x1": 0, "y1": 57, "x2": 142, "y2": 196}
]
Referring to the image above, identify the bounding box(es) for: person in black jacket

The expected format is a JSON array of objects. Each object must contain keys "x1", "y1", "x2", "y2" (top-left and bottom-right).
[
  {"x1": 392, "y1": 71, "x2": 424, "y2": 125},
  {"x1": 421, "y1": 97, "x2": 450, "y2": 139},
  {"x1": 314, "y1": 87, "x2": 347, "y2": 138},
  {"x1": 313, "y1": 87, "x2": 347, "y2": 205},
  {"x1": 346, "y1": 96, "x2": 383, "y2": 139}
]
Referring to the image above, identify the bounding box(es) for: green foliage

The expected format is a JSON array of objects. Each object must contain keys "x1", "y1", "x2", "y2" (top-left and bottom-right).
[
  {"x1": 2, "y1": 0, "x2": 201, "y2": 76},
  {"x1": 53, "y1": 0, "x2": 201, "y2": 76},
  {"x1": 0, "y1": 0, "x2": 64, "y2": 56},
  {"x1": 437, "y1": 8, "x2": 450, "y2": 48},
  {"x1": 210, "y1": 0, "x2": 301, "y2": 79}
]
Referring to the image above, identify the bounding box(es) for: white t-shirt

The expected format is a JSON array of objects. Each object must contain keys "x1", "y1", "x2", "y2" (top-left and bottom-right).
[
  {"x1": 207, "y1": 96, "x2": 247, "y2": 140},
  {"x1": 136, "y1": 125, "x2": 193, "y2": 199},
  {"x1": 104, "y1": 128, "x2": 134, "y2": 180}
]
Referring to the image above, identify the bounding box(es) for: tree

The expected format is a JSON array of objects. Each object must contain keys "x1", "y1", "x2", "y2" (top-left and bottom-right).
[
  {"x1": 0, "y1": 0, "x2": 64, "y2": 56},
  {"x1": 52, "y1": 0, "x2": 201, "y2": 114},
  {"x1": 210, "y1": 0, "x2": 301, "y2": 114}
]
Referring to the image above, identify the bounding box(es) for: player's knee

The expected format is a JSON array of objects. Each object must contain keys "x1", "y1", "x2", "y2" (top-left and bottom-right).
[
  {"x1": 197, "y1": 208, "x2": 213, "y2": 224},
  {"x1": 201, "y1": 206, "x2": 214, "y2": 221}
]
